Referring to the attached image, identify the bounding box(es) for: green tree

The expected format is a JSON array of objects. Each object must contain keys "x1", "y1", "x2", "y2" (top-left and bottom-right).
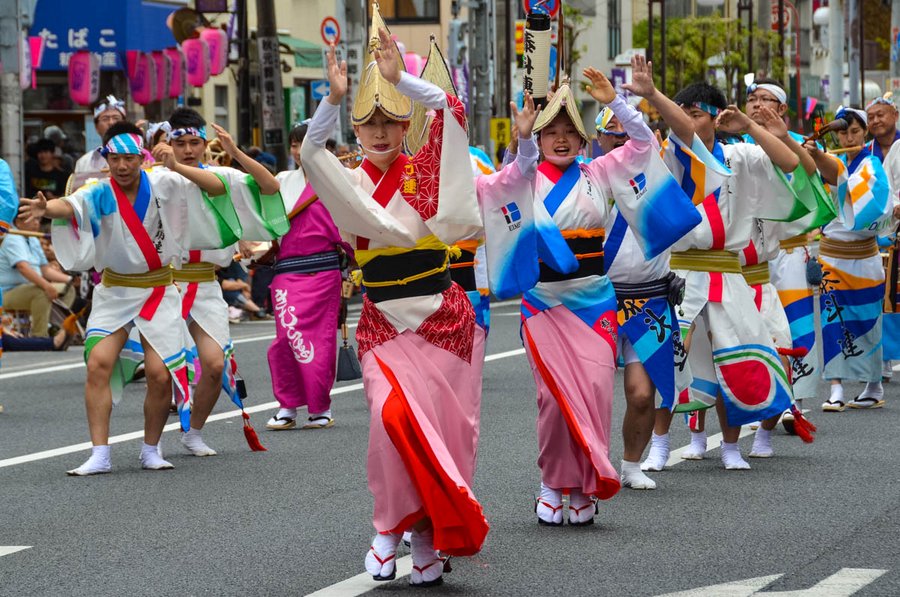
[{"x1": 634, "y1": 14, "x2": 781, "y2": 102}]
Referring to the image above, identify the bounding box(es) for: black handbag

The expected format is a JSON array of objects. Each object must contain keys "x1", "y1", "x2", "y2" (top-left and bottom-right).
[
  {"x1": 336, "y1": 322, "x2": 362, "y2": 381},
  {"x1": 335, "y1": 280, "x2": 362, "y2": 381}
]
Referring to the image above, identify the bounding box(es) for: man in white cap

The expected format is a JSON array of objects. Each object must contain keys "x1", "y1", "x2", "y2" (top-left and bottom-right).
[{"x1": 74, "y1": 95, "x2": 127, "y2": 173}]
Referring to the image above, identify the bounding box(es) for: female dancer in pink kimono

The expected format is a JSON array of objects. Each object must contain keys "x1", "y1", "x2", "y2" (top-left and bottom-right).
[
  {"x1": 266, "y1": 122, "x2": 350, "y2": 430},
  {"x1": 478, "y1": 71, "x2": 699, "y2": 526},
  {"x1": 300, "y1": 14, "x2": 510, "y2": 584}
]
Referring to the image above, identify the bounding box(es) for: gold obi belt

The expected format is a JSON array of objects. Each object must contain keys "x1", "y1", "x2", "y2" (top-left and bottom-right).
[
  {"x1": 779, "y1": 234, "x2": 808, "y2": 252},
  {"x1": 101, "y1": 267, "x2": 174, "y2": 289},
  {"x1": 669, "y1": 249, "x2": 742, "y2": 274},
  {"x1": 819, "y1": 236, "x2": 879, "y2": 260},
  {"x1": 173, "y1": 262, "x2": 217, "y2": 284},
  {"x1": 741, "y1": 262, "x2": 771, "y2": 286}
]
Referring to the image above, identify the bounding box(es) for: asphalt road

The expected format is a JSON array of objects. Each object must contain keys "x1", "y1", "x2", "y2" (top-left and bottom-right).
[{"x1": 1, "y1": 300, "x2": 899, "y2": 596}]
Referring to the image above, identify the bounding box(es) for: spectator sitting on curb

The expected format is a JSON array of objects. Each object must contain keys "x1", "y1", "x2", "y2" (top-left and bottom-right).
[
  {"x1": 217, "y1": 260, "x2": 268, "y2": 322},
  {"x1": 0, "y1": 213, "x2": 75, "y2": 337}
]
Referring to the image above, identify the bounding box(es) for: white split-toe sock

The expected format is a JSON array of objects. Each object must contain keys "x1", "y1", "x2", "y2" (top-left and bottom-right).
[
  {"x1": 823, "y1": 384, "x2": 845, "y2": 411},
  {"x1": 681, "y1": 431, "x2": 707, "y2": 460},
  {"x1": 641, "y1": 432, "x2": 670, "y2": 471},
  {"x1": 365, "y1": 532, "x2": 400, "y2": 581},
  {"x1": 749, "y1": 428, "x2": 774, "y2": 458},
  {"x1": 567, "y1": 490, "x2": 597, "y2": 526},
  {"x1": 851, "y1": 382, "x2": 884, "y2": 405},
  {"x1": 409, "y1": 528, "x2": 443, "y2": 587},
  {"x1": 140, "y1": 442, "x2": 174, "y2": 470},
  {"x1": 721, "y1": 441, "x2": 751, "y2": 470},
  {"x1": 67, "y1": 445, "x2": 112, "y2": 476},
  {"x1": 535, "y1": 483, "x2": 563, "y2": 526},
  {"x1": 621, "y1": 459, "x2": 657, "y2": 490},
  {"x1": 181, "y1": 427, "x2": 217, "y2": 457}
]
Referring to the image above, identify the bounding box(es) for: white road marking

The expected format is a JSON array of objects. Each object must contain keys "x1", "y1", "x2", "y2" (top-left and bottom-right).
[
  {"x1": 0, "y1": 546, "x2": 31, "y2": 558},
  {"x1": 0, "y1": 345, "x2": 516, "y2": 470},
  {"x1": 657, "y1": 568, "x2": 888, "y2": 596},
  {"x1": 658, "y1": 574, "x2": 785, "y2": 597},
  {"x1": 0, "y1": 324, "x2": 359, "y2": 382},
  {"x1": 304, "y1": 557, "x2": 413, "y2": 596}
]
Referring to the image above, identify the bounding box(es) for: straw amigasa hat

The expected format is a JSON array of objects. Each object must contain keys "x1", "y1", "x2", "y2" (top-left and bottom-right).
[
  {"x1": 405, "y1": 35, "x2": 458, "y2": 155},
  {"x1": 351, "y1": 3, "x2": 412, "y2": 125},
  {"x1": 532, "y1": 80, "x2": 590, "y2": 144}
]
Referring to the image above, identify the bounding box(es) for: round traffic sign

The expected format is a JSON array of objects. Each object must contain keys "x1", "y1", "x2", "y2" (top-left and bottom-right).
[
  {"x1": 320, "y1": 17, "x2": 341, "y2": 45},
  {"x1": 523, "y1": 0, "x2": 560, "y2": 18}
]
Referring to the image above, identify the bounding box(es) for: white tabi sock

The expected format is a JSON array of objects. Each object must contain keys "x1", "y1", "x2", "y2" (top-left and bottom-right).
[
  {"x1": 536, "y1": 483, "x2": 563, "y2": 525},
  {"x1": 621, "y1": 459, "x2": 657, "y2": 490},
  {"x1": 721, "y1": 441, "x2": 751, "y2": 470},
  {"x1": 276, "y1": 408, "x2": 298, "y2": 420},
  {"x1": 140, "y1": 442, "x2": 174, "y2": 470},
  {"x1": 409, "y1": 528, "x2": 442, "y2": 586},
  {"x1": 749, "y1": 428, "x2": 774, "y2": 458},
  {"x1": 641, "y1": 432, "x2": 670, "y2": 471},
  {"x1": 858, "y1": 382, "x2": 884, "y2": 400},
  {"x1": 567, "y1": 489, "x2": 597, "y2": 525},
  {"x1": 181, "y1": 427, "x2": 217, "y2": 457},
  {"x1": 309, "y1": 408, "x2": 332, "y2": 419},
  {"x1": 67, "y1": 445, "x2": 112, "y2": 476},
  {"x1": 682, "y1": 431, "x2": 707, "y2": 460},
  {"x1": 365, "y1": 532, "x2": 400, "y2": 580},
  {"x1": 829, "y1": 384, "x2": 844, "y2": 403}
]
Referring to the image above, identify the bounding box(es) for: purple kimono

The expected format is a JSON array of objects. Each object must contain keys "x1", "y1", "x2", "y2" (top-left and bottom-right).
[{"x1": 268, "y1": 175, "x2": 347, "y2": 412}]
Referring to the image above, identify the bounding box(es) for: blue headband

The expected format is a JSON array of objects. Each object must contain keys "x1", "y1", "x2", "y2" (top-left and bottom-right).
[
  {"x1": 690, "y1": 101, "x2": 721, "y2": 117},
  {"x1": 166, "y1": 125, "x2": 207, "y2": 141},
  {"x1": 99, "y1": 133, "x2": 144, "y2": 157}
]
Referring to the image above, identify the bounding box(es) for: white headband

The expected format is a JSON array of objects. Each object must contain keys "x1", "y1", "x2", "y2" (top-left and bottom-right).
[
  {"x1": 748, "y1": 83, "x2": 787, "y2": 105},
  {"x1": 836, "y1": 105, "x2": 868, "y2": 127}
]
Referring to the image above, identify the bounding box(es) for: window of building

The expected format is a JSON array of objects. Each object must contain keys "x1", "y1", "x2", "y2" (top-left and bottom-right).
[
  {"x1": 608, "y1": 0, "x2": 621, "y2": 60},
  {"x1": 214, "y1": 85, "x2": 229, "y2": 129},
  {"x1": 373, "y1": 0, "x2": 440, "y2": 23}
]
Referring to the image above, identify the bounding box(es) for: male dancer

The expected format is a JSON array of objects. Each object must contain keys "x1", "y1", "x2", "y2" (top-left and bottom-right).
[
  {"x1": 21, "y1": 122, "x2": 235, "y2": 475},
  {"x1": 163, "y1": 107, "x2": 285, "y2": 453},
  {"x1": 643, "y1": 83, "x2": 802, "y2": 471},
  {"x1": 865, "y1": 96, "x2": 900, "y2": 380},
  {"x1": 302, "y1": 14, "x2": 488, "y2": 586},
  {"x1": 75, "y1": 96, "x2": 127, "y2": 173},
  {"x1": 739, "y1": 79, "x2": 829, "y2": 452}
]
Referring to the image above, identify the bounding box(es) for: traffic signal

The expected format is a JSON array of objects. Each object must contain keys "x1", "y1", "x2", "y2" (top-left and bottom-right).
[{"x1": 448, "y1": 19, "x2": 467, "y2": 68}]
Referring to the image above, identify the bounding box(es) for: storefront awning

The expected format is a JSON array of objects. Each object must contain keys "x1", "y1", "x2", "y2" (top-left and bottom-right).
[
  {"x1": 278, "y1": 35, "x2": 323, "y2": 69},
  {"x1": 29, "y1": 0, "x2": 185, "y2": 71}
]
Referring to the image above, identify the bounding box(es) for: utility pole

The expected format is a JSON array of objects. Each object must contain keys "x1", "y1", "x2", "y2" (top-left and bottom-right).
[
  {"x1": 848, "y1": 0, "x2": 860, "y2": 106},
  {"x1": 894, "y1": 0, "x2": 900, "y2": 87},
  {"x1": 256, "y1": 0, "x2": 287, "y2": 171},
  {"x1": 828, "y1": 0, "x2": 844, "y2": 111},
  {"x1": 235, "y1": 0, "x2": 251, "y2": 147},
  {"x1": 468, "y1": 0, "x2": 491, "y2": 150},
  {"x1": 0, "y1": 0, "x2": 28, "y2": 189}
]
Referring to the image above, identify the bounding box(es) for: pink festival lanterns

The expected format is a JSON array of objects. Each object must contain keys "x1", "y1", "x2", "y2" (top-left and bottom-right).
[
  {"x1": 129, "y1": 52, "x2": 157, "y2": 105},
  {"x1": 68, "y1": 50, "x2": 100, "y2": 106},
  {"x1": 152, "y1": 51, "x2": 172, "y2": 101},
  {"x1": 200, "y1": 27, "x2": 229, "y2": 76},
  {"x1": 165, "y1": 47, "x2": 185, "y2": 98},
  {"x1": 182, "y1": 37, "x2": 210, "y2": 87}
]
